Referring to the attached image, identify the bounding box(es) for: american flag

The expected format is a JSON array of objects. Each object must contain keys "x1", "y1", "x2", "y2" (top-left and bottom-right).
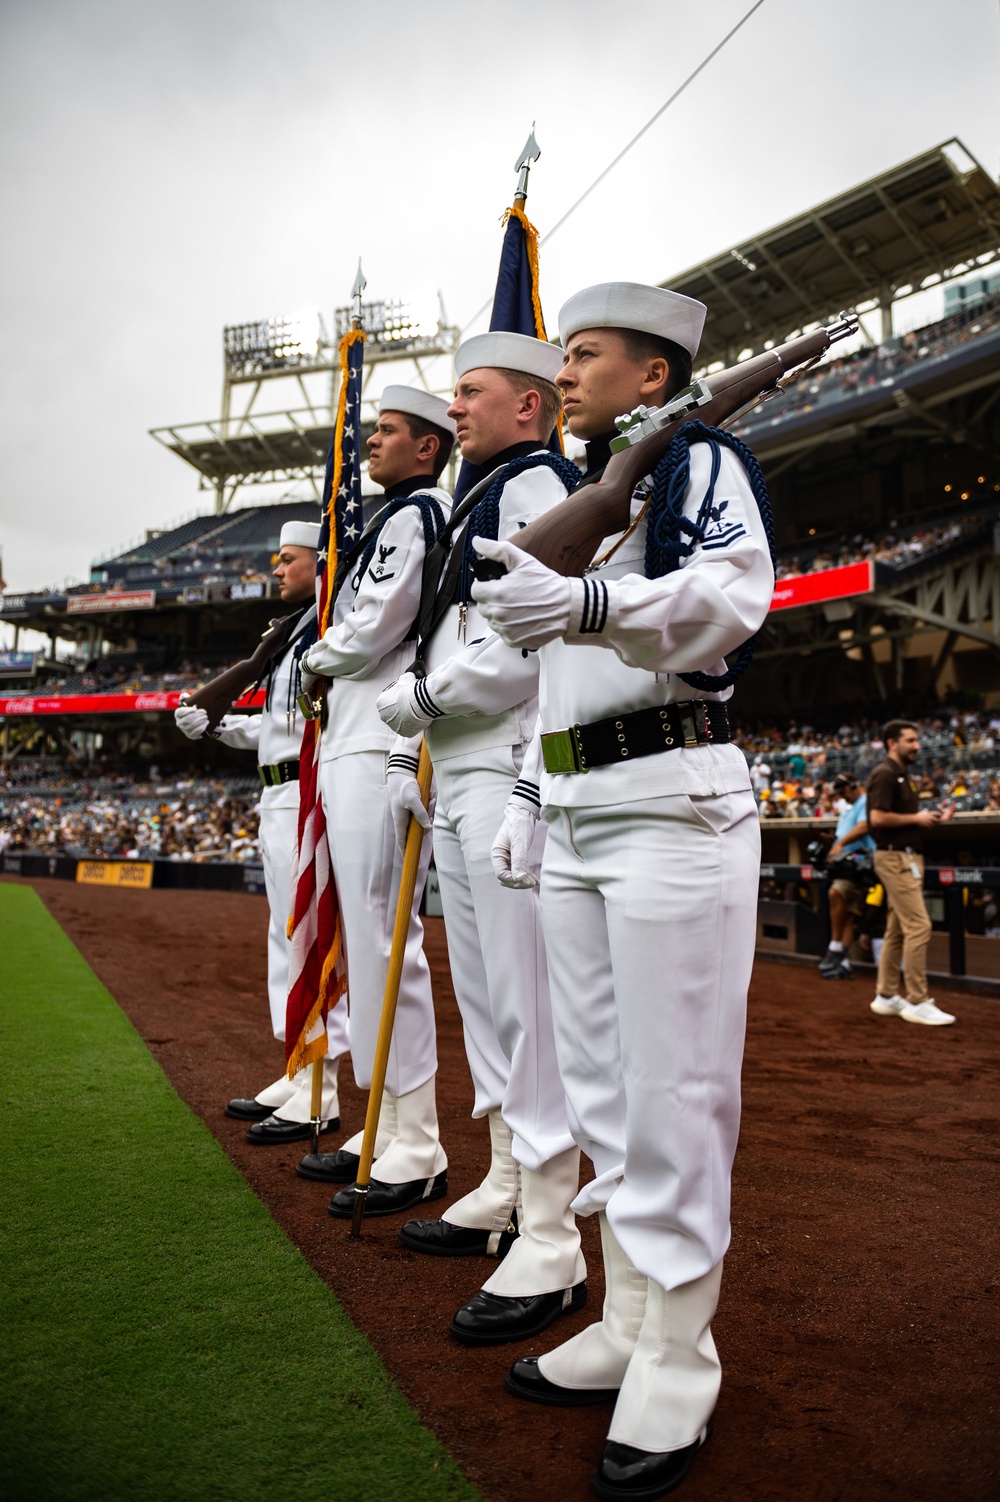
[{"x1": 284, "y1": 325, "x2": 365, "y2": 1077}]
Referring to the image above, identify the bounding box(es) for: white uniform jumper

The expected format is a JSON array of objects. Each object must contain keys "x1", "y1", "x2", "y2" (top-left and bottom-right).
[
  {"x1": 406, "y1": 456, "x2": 585, "y2": 1298},
  {"x1": 305, "y1": 490, "x2": 450, "y2": 1185},
  {"x1": 216, "y1": 605, "x2": 349, "y2": 1122},
  {"x1": 519, "y1": 441, "x2": 773, "y2": 1451}
]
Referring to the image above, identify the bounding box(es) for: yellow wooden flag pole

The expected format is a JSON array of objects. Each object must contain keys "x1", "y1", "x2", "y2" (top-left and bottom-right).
[
  {"x1": 350, "y1": 739, "x2": 433, "y2": 1237},
  {"x1": 308, "y1": 1055, "x2": 325, "y2": 1156}
]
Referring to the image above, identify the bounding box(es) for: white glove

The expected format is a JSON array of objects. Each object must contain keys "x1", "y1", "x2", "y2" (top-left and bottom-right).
[
  {"x1": 471, "y1": 535, "x2": 572, "y2": 649},
  {"x1": 376, "y1": 671, "x2": 441, "y2": 738},
  {"x1": 387, "y1": 768, "x2": 434, "y2": 854},
  {"x1": 491, "y1": 798, "x2": 541, "y2": 889},
  {"x1": 175, "y1": 703, "x2": 209, "y2": 739},
  {"x1": 300, "y1": 647, "x2": 328, "y2": 690}
]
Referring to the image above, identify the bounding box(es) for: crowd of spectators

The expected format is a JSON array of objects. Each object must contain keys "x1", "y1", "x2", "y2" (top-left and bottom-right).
[
  {"x1": 4, "y1": 707, "x2": 998, "y2": 864},
  {"x1": 735, "y1": 710, "x2": 1000, "y2": 820},
  {"x1": 0, "y1": 761, "x2": 261, "y2": 863},
  {"x1": 736, "y1": 292, "x2": 1000, "y2": 437},
  {"x1": 2, "y1": 659, "x2": 232, "y2": 698},
  {"x1": 774, "y1": 507, "x2": 994, "y2": 581}
]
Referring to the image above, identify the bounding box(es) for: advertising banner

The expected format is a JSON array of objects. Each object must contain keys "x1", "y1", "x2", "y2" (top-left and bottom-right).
[
  {"x1": 770, "y1": 560, "x2": 874, "y2": 612},
  {"x1": 76, "y1": 860, "x2": 154, "y2": 890},
  {"x1": 0, "y1": 688, "x2": 265, "y2": 716},
  {"x1": 0, "y1": 650, "x2": 35, "y2": 676},
  {"x1": 66, "y1": 591, "x2": 157, "y2": 614}
]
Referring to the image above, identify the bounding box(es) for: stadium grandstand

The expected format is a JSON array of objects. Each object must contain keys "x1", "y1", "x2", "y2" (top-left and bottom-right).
[
  {"x1": 0, "y1": 760, "x2": 262, "y2": 864},
  {"x1": 2, "y1": 137, "x2": 999, "y2": 973}
]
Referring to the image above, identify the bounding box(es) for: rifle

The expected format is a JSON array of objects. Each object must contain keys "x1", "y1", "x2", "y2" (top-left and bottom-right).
[
  {"x1": 179, "y1": 612, "x2": 302, "y2": 729},
  {"x1": 510, "y1": 314, "x2": 859, "y2": 577}
]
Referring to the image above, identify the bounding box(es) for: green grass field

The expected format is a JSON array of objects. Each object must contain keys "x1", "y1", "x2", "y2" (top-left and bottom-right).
[{"x1": 0, "y1": 883, "x2": 481, "y2": 1502}]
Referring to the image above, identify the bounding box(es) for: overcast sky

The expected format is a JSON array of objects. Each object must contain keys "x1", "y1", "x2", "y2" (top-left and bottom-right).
[{"x1": 1, "y1": 0, "x2": 998, "y2": 603}]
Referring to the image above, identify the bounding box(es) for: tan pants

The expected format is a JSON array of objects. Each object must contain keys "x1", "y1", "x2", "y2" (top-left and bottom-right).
[{"x1": 873, "y1": 850, "x2": 931, "y2": 1004}]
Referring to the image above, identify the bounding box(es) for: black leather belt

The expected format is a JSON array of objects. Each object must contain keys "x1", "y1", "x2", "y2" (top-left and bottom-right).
[
  {"x1": 541, "y1": 701, "x2": 731, "y2": 775},
  {"x1": 259, "y1": 761, "x2": 299, "y2": 787}
]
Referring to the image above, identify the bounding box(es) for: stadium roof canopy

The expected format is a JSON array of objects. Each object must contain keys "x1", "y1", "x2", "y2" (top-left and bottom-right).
[{"x1": 662, "y1": 139, "x2": 1000, "y2": 367}]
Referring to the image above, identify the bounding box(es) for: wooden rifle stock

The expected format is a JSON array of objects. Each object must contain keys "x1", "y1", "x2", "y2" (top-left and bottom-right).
[
  {"x1": 181, "y1": 614, "x2": 297, "y2": 729},
  {"x1": 514, "y1": 319, "x2": 858, "y2": 576}
]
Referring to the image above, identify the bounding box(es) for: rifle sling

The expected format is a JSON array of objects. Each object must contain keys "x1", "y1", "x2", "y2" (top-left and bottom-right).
[{"x1": 411, "y1": 463, "x2": 507, "y2": 665}]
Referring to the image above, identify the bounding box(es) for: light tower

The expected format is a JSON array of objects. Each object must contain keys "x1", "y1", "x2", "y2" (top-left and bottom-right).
[{"x1": 151, "y1": 294, "x2": 460, "y2": 513}]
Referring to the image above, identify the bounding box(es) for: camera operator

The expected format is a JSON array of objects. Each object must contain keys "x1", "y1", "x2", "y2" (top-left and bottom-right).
[{"x1": 818, "y1": 773, "x2": 875, "y2": 980}]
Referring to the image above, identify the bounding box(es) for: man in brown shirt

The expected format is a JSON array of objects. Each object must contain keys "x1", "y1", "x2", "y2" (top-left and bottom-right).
[{"x1": 866, "y1": 719, "x2": 956, "y2": 1025}]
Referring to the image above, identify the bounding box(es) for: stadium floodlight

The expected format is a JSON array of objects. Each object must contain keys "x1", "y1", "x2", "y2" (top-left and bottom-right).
[
  {"x1": 223, "y1": 310, "x2": 322, "y2": 378},
  {"x1": 333, "y1": 297, "x2": 437, "y2": 349}
]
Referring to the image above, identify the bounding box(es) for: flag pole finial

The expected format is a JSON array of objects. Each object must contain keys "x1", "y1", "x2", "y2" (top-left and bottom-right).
[
  {"x1": 513, "y1": 124, "x2": 540, "y2": 203},
  {"x1": 351, "y1": 260, "x2": 366, "y2": 328}
]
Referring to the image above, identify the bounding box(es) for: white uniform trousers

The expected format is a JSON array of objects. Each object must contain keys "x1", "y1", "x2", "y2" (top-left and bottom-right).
[
  {"x1": 257, "y1": 800, "x2": 349, "y2": 1063},
  {"x1": 432, "y1": 745, "x2": 575, "y2": 1172},
  {"x1": 319, "y1": 750, "x2": 438, "y2": 1097},
  {"x1": 539, "y1": 788, "x2": 759, "y2": 1287}
]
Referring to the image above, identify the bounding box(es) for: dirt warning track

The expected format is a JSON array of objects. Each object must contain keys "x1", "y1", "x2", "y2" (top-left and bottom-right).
[{"x1": 17, "y1": 877, "x2": 1000, "y2": 1502}]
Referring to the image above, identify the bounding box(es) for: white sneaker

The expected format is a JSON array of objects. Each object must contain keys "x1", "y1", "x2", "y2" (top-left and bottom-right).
[
  {"x1": 900, "y1": 999, "x2": 955, "y2": 1026},
  {"x1": 870, "y1": 994, "x2": 907, "y2": 1016}
]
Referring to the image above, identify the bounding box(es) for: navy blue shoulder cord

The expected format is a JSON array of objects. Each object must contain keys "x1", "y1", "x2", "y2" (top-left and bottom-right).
[
  {"x1": 276, "y1": 492, "x2": 448, "y2": 722},
  {"x1": 458, "y1": 452, "x2": 584, "y2": 608},
  {"x1": 643, "y1": 421, "x2": 776, "y2": 691}
]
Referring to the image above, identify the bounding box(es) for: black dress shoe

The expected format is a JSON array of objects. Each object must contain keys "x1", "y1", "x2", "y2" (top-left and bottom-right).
[
  {"x1": 449, "y1": 1280, "x2": 587, "y2": 1346},
  {"x1": 296, "y1": 1149, "x2": 360, "y2": 1183},
  {"x1": 225, "y1": 1098, "x2": 276, "y2": 1122},
  {"x1": 327, "y1": 1171, "x2": 448, "y2": 1218},
  {"x1": 397, "y1": 1210, "x2": 519, "y2": 1258},
  {"x1": 591, "y1": 1420, "x2": 712, "y2": 1501},
  {"x1": 504, "y1": 1354, "x2": 619, "y2": 1407},
  {"x1": 246, "y1": 1114, "x2": 339, "y2": 1146}
]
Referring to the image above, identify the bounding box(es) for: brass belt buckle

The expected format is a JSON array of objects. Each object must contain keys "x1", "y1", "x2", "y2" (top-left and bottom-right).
[{"x1": 541, "y1": 726, "x2": 587, "y2": 775}]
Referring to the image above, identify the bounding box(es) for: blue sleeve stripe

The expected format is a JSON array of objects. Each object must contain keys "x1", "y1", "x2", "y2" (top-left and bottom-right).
[
  {"x1": 413, "y1": 677, "x2": 445, "y2": 719},
  {"x1": 579, "y1": 577, "x2": 609, "y2": 635}
]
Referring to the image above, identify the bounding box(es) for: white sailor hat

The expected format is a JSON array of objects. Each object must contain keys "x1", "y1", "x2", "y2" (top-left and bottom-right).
[
  {"x1": 379, "y1": 385, "x2": 457, "y2": 437},
  {"x1": 279, "y1": 520, "x2": 321, "y2": 551},
  {"x1": 558, "y1": 282, "x2": 707, "y2": 359},
  {"x1": 455, "y1": 331, "x2": 563, "y2": 385}
]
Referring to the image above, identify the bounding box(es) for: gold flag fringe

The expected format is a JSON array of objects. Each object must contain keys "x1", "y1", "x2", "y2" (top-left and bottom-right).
[{"x1": 285, "y1": 916, "x2": 347, "y2": 1080}]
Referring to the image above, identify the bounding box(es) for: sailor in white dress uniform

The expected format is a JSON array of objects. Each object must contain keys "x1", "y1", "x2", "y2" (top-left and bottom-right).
[
  {"x1": 174, "y1": 520, "x2": 349, "y2": 1141},
  {"x1": 473, "y1": 284, "x2": 774, "y2": 1500},
  {"x1": 299, "y1": 387, "x2": 455, "y2": 1217},
  {"x1": 376, "y1": 333, "x2": 587, "y2": 1346}
]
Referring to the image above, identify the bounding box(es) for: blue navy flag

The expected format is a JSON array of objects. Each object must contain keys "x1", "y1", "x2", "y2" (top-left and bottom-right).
[
  {"x1": 489, "y1": 201, "x2": 547, "y2": 341},
  {"x1": 456, "y1": 201, "x2": 558, "y2": 499},
  {"x1": 317, "y1": 328, "x2": 366, "y2": 628}
]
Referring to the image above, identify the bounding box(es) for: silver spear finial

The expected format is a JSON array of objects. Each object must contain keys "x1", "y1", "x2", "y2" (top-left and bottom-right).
[
  {"x1": 351, "y1": 260, "x2": 366, "y2": 328},
  {"x1": 514, "y1": 125, "x2": 541, "y2": 203}
]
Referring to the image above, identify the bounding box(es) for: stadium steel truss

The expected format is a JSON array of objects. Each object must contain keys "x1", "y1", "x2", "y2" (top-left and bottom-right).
[{"x1": 667, "y1": 139, "x2": 1000, "y2": 365}]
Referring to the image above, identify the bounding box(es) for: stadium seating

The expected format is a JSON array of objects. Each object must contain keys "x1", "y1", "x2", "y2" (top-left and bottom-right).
[
  {"x1": 0, "y1": 762, "x2": 262, "y2": 862},
  {"x1": 736, "y1": 291, "x2": 1000, "y2": 440}
]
